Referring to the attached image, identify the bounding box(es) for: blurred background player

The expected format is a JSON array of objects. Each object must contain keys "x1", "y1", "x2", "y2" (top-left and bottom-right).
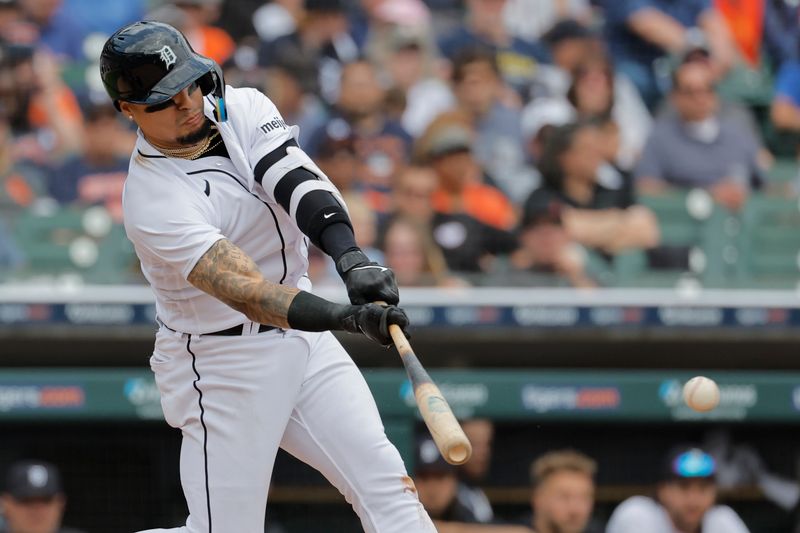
[
  {"x1": 606, "y1": 446, "x2": 750, "y2": 533},
  {"x1": 0, "y1": 460, "x2": 86, "y2": 533},
  {"x1": 526, "y1": 449, "x2": 603, "y2": 533}
]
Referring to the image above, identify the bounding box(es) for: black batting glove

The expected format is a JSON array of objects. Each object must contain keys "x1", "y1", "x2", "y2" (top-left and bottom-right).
[
  {"x1": 335, "y1": 249, "x2": 400, "y2": 305},
  {"x1": 339, "y1": 303, "x2": 410, "y2": 347}
]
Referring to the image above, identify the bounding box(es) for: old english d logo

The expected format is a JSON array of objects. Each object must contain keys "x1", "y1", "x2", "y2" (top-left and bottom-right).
[{"x1": 158, "y1": 45, "x2": 177, "y2": 69}]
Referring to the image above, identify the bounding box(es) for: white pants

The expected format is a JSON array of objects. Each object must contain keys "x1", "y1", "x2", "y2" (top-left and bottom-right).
[{"x1": 138, "y1": 327, "x2": 434, "y2": 533}]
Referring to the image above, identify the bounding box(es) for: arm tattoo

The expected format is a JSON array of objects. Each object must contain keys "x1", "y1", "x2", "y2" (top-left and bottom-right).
[{"x1": 188, "y1": 239, "x2": 299, "y2": 328}]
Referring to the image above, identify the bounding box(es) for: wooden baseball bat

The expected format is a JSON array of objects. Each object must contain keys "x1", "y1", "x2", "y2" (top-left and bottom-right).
[{"x1": 388, "y1": 323, "x2": 472, "y2": 465}]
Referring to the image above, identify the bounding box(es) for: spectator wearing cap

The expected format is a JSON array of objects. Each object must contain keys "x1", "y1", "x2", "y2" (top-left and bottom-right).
[
  {"x1": 606, "y1": 446, "x2": 750, "y2": 533},
  {"x1": 417, "y1": 115, "x2": 517, "y2": 231},
  {"x1": 636, "y1": 59, "x2": 765, "y2": 211},
  {"x1": 450, "y1": 47, "x2": 537, "y2": 205},
  {"x1": 0, "y1": 460, "x2": 86, "y2": 533},
  {"x1": 457, "y1": 419, "x2": 496, "y2": 524},
  {"x1": 437, "y1": 0, "x2": 548, "y2": 98},
  {"x1": 601, "y1": 0, "x2": 736, "y2": 109},
  {"x1": 48, "y1": 101, "x2": 133, "y2": 221},
  {"x1": 526, "y1": 121, "x2": 659, "y2": 261},
  {"x1": 526, "y1": 449, "x2": 603, "y2": 533},
  {"x1": 414, "y1": 437, "x2": 532, "y2": 533}
]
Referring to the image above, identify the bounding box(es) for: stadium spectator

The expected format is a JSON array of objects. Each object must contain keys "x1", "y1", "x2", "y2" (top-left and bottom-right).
[
  {"x1": 0, "y1": 218, "x2": 23, "y2": 274},
  {"x1": 437, "y1": 0, "x2": 547, "y2": 97},
  {"x1": 262, "y1": 52, "x2": 328, "y2": 149},
  {"x1": 503, "y1": 0, "x2": 593, "y2": 44},
  {"x1": 457, "y1": 418, "x2": 496, "y2": 523},
  {"x1": 258, "y1": 0, "x2": 359, "y2": 105},
  {"x1": 384, "y1": 165, "x2": 516, "y2": 275},
  {"x1": 451, "y1": 47, "x2": 536, "y2": 204},
  {"x1": 530, "y1": 19, "x2": 599, "y2": 100},
  {"x1": 379, "y1": 24, "x2": 455, "y2": 138},
  {"x1": 0, "y1": 108, "x2": 51, "y2": 218},
  {"x1": 48, "y1": 102, "x2": 132, "y2": 222},
  {"x1": 501, "y1": 194, "x2": 595, "y2": 287},
  {"x1": 636, "y1": 60, "x2": 764, "y2": 211},
  {"x1": 0, "y1": 43, "x2": 84, "y2": 162},
  {"x1": 380, "y1": 214, "x2": 463, "y2": 287},
  {"x1": 418, "y1": 117, "x2": 517, "y2": 231},
  {"x1": 526, "y1": 48, "x2": 651, "y2": 171},
  {"x1": 526, "y1": 449, "x2": 603, "y2": 533},
  {"x1": 600, "y1": 0, "x2": 736, "y2": 108},
  {"x1": 0, "y1": 460, "x2": 86, "y2": 533},
  {"x1": 770, "y1": 57, "x2": 800, "y2": 166},
  {"x1": 313, "y1": 119, "x2": 359, "y2": 193},
  {"x1": 527, "y1": 121, "x2": 660, "y2": 258},
  {"x1": 169, "y1": 0, "x2": 236, "y2": 66},
  {"x1": 414, "y1": 437, "x2": 531, "y2": 533},
  {"x1": 308, "y1": 59, "x2": 412, "y2": 212},
  {"x1": 606, "y1": 446, "x2": 750, "y2": 533},
  {"x1": 0, "y1": 0, "x2": 38, "y2": 46},
  {"x1": 251, "y1": 0, "x2": 302, "y2": 43},
  {"x1": 18, "y1": 0, "x2": 88, "y2": 61}
]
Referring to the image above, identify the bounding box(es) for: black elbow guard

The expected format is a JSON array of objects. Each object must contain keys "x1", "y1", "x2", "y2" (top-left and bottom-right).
[{"x1": 296, "y1": 190, "x2": 352, "y2": 249}]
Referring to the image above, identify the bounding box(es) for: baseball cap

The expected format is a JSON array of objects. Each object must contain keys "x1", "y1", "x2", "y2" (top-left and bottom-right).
[
  {"x1": 661, "y1": 446, "x2": 716, "y2": 482},
  {"x1": 424, "y1": 125, "x2": 473, "y2": 161},
  {"x1": 522, "y1": 194, "x2": 563, "y2": 228},
  {"x1": 4, "y1": 460, "x2": 63, "y2": 499},
  {"x1": 414, "y1": 437, "x2": 455, "y2": 475},
  {"x1": 542, "y1": 19, "x2": 593, "y2": 47}
]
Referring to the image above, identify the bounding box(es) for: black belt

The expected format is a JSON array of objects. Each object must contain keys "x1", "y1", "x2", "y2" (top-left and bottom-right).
[
  {"x1": 205, "y1": 323, "x2": 277, "y2": 336},
  {"x1": 158, "y1": 317, "x2": 276, "y2": 336}
]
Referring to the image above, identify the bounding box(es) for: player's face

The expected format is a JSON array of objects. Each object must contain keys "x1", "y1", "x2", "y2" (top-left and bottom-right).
[
  {"x1": 461, "y1": 419, "x2": 493, "y2": 480},
  {"x1": 533, "y1": 471, "x2": 595, "y2": 533},
  {"x1": 415, "y1": 470, "x2": 458, "y2": 518},
  {"x1": 0, "y1": 494, "x2": 66, "y2": 533},
  {"x1": 658, "y1": 478, "x2": 717, "y2": 532},
  {"x1": 121, "y1": 80, "x2": 208, "y2": 148}
]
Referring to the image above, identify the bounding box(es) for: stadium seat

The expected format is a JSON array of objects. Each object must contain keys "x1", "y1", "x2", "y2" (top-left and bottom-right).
[
  {"x1": 737, "y1": 194, "x2": 800, "y2": 288},
  {"x1": 617, "y1": 191, "x2": 740, "y2": 287},
  {"x1": 11, "y1": 205, "x2": 138, "y2": 283}
]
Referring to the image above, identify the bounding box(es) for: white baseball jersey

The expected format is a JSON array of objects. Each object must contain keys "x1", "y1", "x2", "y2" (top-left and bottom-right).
[
  {"x1": 123, "y1": 86, "x2": 340, "y2": 334},
  {"x1": 606, "y1": 496, "x2": 750, "y2": 533}
]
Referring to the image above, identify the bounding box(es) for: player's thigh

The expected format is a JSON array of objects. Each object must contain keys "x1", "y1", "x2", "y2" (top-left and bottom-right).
[{"x1": 280, "y1": 331, "x2": 408, "y2": 487}]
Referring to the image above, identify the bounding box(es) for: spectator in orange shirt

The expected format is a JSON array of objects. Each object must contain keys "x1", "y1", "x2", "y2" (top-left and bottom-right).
[
  {"x1": 171, "y1": 0, "x2": 236, "y2": 65},
  {"x1": 420, "y1": 121, "x2": 516, "y2": 231}
]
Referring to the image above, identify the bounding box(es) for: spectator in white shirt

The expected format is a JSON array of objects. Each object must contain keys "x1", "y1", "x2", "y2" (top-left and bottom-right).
[{"x1": 606, "y1": 446, "x2": 750, "y2": 533}]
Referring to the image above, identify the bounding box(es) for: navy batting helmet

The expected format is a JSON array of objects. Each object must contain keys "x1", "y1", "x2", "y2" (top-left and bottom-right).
[{"x1": 100, "y1": 21, "x2": 227, "y2": 121}]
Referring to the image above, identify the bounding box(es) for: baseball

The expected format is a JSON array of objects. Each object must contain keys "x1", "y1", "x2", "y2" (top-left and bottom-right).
[{"x1": 683, "y1": 376, "x2": 720, "y2": 412}]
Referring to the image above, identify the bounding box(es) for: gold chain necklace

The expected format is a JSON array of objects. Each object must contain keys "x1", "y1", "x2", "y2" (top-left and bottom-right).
[{"x1": 149, "y1": 127, "x2": 222, "y2": 160}]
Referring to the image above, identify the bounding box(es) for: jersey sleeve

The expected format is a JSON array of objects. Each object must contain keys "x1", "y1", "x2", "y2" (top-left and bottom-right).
[
  {"x1": 123, "y1": 179, "x2": 225, "y2": 280},
  {"x1": 605, "y1": 497, "x2": 665, "y2": 533},
  {"x1": 706, "y1": 505, "x2": 751, "y2": 533},
  {"x1": 244, "y1": 88, "x2": 341, "y2": 206}
]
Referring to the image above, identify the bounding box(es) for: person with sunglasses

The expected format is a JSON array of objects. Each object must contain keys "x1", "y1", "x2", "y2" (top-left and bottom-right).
[
  {"x1": 606, "y1": 446, "x2": 750, "y2": 533},
  {"x1": 99, "y1": 20, "x2": 431, "y2": 533}
]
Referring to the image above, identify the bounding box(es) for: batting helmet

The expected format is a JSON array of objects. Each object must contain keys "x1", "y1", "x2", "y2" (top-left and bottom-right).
[{"x1": 100, "y1": 21, "x2": 227, "y2": 121}]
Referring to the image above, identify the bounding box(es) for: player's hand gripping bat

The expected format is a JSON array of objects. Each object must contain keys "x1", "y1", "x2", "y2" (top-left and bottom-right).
[{"x1": 380, "y1": 304, "x2": 472, "y2": 465}]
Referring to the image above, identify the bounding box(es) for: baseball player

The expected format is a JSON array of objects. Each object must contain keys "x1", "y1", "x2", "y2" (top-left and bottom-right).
[{"x1": 99, "y1": 21, "x2": 435, "y2": 533}]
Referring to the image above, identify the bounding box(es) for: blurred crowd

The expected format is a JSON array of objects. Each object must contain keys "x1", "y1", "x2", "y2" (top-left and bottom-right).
[{"x1": 1, "y1": 0, "x2": 799, "y2": 287}]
